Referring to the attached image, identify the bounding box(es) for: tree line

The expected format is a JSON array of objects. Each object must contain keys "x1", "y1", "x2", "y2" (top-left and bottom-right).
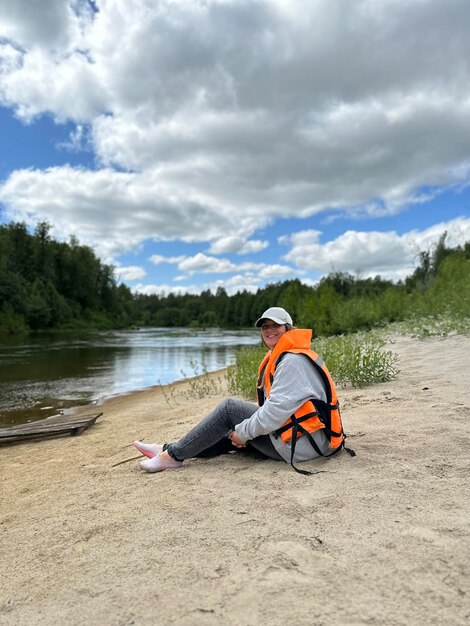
[
  {"x1": 0, "y1": 221, "x2": 135, "y2": 333},
  {"x1": 1, "y1": 221, "x2": 469, "y2": 336}
]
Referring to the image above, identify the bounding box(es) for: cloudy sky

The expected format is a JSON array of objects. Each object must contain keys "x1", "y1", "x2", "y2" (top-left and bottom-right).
[{"x1": 1, "y1": 0, "x2": 470, "y2": 295}]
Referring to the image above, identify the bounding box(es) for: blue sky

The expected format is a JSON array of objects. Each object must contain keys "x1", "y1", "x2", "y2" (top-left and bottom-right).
[{"x1": 1, "y1": 0, "x2": 470, "y2": 296}]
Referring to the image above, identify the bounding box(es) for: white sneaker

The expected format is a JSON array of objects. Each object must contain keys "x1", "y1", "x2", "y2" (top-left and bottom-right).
[
  {"x1": 139, "y1": 452, "x2": 183, "y2": 473},
  {"x1": 133, "y1": 441, "x2": 164, "y2": 458}
]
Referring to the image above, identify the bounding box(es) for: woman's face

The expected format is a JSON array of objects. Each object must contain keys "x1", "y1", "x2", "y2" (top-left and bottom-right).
[{"x1": 260, "y1": 321, "x2": 288, "y2": 349}]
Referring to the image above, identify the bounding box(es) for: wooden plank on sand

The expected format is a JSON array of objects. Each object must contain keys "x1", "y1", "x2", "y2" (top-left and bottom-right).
[{"x1": 0, "y1": 413, "x2": 103, "y2": 444}]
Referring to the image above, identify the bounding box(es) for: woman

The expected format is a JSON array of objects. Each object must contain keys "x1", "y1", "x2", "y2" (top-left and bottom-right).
[{"x1": 134, "y1": 307, "x2": 349, "y2": 475}]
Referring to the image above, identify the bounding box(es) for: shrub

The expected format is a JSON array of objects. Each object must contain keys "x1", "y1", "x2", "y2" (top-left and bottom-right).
[
  {"x1": 0, "y1": 304, "x2": 28, "y2": 335},
  {"x1": 313, "y1": 332, "x2": 399, "y2": 388},
  {"x1": 226, "y1": 344, "x2": 265, "y2": 399}
]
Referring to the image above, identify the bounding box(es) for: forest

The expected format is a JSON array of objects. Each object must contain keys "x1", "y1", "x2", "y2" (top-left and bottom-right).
[{"x1": 0, "y1": 220, "x2": 469, "y2": 337}]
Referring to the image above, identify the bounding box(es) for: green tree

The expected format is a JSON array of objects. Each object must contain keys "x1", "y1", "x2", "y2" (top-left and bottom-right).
[{"x1": 26, "y1": 279, "x2": 52, "y2": 329}]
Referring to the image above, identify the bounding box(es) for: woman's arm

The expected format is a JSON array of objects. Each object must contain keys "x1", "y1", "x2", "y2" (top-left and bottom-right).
[{"x1": 234, "y1": 353, "x2": 327, "y2": 441}]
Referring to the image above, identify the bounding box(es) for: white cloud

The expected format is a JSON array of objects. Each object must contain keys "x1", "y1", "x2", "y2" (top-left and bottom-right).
[
  {"x1": 0, "y1": 166, "x2": 260, "y2": 260},
  {"x1": 0, "y1": 0, "x2": 81, "y2": 50},
  {"x1": 132, "y1": 283, "x2": 199, "y2": 297},
  {"x1": 0, "y1": 46, "x2": 106, "y2": 122},
  {"x1": 149, "y1": 254, "x2": 184, "y2": 266},
  {"x1": 0, "y1": 43, "x2": 22, "y2": 75},
  {"x1": 203, "y1": 274, "x2": 262, "y2": 295},
  {"x1": 148, "y1": 251, "x2": 295, "y2": 279},
  {"x1": 177, "y1": 253, "x2": 236, "y2": 274},
  {"x1": 257, "y1": 264, "x2": 296, "y2": 279},
  {"x1": 0, "y1": 0, "x2": 100, "y2": 120},
  {"x1": 149, "y1": 255, "x2": 166, "y2": 266},
  {"x1": 55, "y1": 124, "x2": 91, "y2": 152},
  {"x1": 115, "y1": 265, "x2": 146, "y2": 281},
  {"x1": 0, "y1": 0, "x2": 470, "y2": 283},
  {"x1": 207, "y1": 236, "x2": 268, "y2": 255},
  {"x1": 281, "y1": 217, "x2": 470, "y2": 281},
  {"x1": 133, "y1": 274, "x2": 263, "y2": 297}
]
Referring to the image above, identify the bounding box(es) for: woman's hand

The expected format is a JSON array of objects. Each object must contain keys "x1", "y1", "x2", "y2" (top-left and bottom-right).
[{"x1": 229, "y1": 431, "x2": 247, "y2": 448}]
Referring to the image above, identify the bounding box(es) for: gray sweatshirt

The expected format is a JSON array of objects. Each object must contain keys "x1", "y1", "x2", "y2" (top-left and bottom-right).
[{"x1": 234, "y1": 352, "x2": 333, "y2": 463}]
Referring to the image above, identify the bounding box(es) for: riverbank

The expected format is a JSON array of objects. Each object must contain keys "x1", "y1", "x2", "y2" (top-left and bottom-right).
[{"x1": 1, "y1": 334, "x2": 469, "y2": 625}]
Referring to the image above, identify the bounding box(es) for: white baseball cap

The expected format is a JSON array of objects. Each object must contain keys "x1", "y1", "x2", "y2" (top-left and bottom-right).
[{"x1": 255, "y1": 307, "x2": 293, "y2": 328}]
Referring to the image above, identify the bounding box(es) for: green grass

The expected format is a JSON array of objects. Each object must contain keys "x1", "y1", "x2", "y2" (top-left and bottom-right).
[
  {"x1": 226, "y1": 344, "x2": 266, "y2": 400},
  {"x1": 312, "y1": 332, "x2": 399, "y2": 388},
  {"x1": 181, "y1": 356, "x2": 225, "y2": 399}
]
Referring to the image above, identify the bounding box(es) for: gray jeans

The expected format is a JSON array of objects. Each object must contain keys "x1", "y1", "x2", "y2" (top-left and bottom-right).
[{"x1": 166, "y1": 397, "x2": 283, "y2": 462}]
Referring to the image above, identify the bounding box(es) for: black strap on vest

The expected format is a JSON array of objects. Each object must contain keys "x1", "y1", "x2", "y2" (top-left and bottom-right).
[
  {"x1": 261, "y1": 350, "x2": 356, "y2": 475},
  {"x1": 257, "y1": 361, "x2": 268, "y2": 407},
  {"x1": 287, "y1": 415, "x2": 344, "y2": 475},
  {"x1": 274, "y1": 397, "x2": 353, "y2": 475}
]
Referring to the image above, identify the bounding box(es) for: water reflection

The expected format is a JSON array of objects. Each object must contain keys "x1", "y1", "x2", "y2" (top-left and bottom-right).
[{"x1": 0, "y1": 328, "x2": 260, "y2": 427}]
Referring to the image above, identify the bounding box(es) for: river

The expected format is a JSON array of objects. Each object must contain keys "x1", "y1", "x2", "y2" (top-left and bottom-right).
[{"x1": 0, "y1": 327, "x2": 260, "y2": 427}]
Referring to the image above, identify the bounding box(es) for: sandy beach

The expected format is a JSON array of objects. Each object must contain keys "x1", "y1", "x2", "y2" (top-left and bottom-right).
[{"x1": 1, "y1": 334, "x2": 469, "y2": 626}]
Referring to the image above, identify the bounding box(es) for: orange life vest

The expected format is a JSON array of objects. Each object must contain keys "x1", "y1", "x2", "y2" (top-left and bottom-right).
[{"x1": 257, "y1": 329, "x2": 352, "y2": 473}]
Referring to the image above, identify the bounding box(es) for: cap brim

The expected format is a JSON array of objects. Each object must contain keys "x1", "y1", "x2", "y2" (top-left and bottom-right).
[{"x1": 255, "y1": 316, "x2": 286, "y2": 327}]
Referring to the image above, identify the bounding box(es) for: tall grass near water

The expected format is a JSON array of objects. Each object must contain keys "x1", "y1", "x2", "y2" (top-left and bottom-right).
[{"x1": 313, "y1": 332, "x2": 399, "y2": 388}]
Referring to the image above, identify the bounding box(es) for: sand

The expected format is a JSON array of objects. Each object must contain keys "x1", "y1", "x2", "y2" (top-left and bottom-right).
[{"x1": 1, "y1": 334, "x2": 469, "y2": 626}]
